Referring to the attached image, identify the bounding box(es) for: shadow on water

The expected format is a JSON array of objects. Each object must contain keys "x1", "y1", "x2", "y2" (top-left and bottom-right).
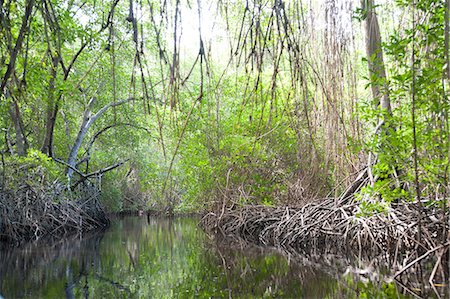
[{"x1": 0, "y1": 216, "x2": 447, "y2": 298}]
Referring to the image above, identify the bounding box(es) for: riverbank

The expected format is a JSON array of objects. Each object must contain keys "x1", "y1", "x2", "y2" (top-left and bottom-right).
[
  {"x1": 0, "y1": 179, "x2": 109, "y2": 246},
  {"x1": 0, "y1": 151, "x2": 112, "y2": 246},
  {"x1": 202, "y1": 196, "x2": 449, "y2": 292}
]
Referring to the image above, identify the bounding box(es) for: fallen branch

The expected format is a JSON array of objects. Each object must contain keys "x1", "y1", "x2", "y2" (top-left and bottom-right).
[{"x1": 71, "y1": 159, "x2": 129, "y2": 190}]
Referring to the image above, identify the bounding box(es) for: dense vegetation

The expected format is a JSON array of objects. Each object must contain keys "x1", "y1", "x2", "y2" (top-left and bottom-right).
[
  {"x1": 1, "y1": 0, "x2": 448, "y2": 213},
  {"x1": 0, "y1": 0, "x2": 448, "y2": 293},
  {"x1": 0, "y1": 0, "x2": 448, "y2": 231}
]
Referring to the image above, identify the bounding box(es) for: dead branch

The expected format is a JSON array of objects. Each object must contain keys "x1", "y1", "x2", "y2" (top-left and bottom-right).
[{"x1": 393, "y1": 242, "x2": 450, "y2": 279}]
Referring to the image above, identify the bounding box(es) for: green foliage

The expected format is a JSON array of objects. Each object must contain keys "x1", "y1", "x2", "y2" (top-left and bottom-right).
[
  {"x1": 2, "y1": 149, "x2": 64, "y2": 190},
  {"x1": 358, "y1": 0, "x2": 448, "y2": 209},
  {"x1": 1, "y1": 0, "x2": 448, "y2": 213},
  {"x1": 100, "y1": 177, "x2": 124, "y2": 212}
]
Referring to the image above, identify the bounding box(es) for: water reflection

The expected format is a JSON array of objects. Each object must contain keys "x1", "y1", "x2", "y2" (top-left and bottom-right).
[{"x1": 0, "y1": 216, "x2": 440, "y2": 298}]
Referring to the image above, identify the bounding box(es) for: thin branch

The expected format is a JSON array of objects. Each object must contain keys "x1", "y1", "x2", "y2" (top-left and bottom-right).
[
  {"x1": 393, "y1": 242, "x2": 450, "y2": 278},
  {"x1": 1, "y1": 0, "x2": 35, "y2": 93},
  {"x1": 52, "y1": 156, "x2": 87, "y2": 178},
  {"x1": 84, "y1": 159, "x2": 129, "y2": 179}
]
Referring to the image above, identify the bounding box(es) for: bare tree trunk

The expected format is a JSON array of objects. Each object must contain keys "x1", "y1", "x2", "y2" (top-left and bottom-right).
[
  {"x1": 66, "y1": 98, "x2": 131, "y2": 181},
  {"x1": 411, "y1": 0, "x2": 423, "y2": 245},
  {"x1": 361, "y1": 0, "x2": 395, "y2": 191},
  {"x1": 362, "y1": 0, "x2": 391, "y2": 115}
]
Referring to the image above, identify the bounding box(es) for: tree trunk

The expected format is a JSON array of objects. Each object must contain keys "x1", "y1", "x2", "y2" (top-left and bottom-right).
[
  {"x1": 0, "y1": 0, "x2": 35, "y2": 94},
  {"x1": 66, "y1": 98, "x2": 131, "y2": 181},
  {"x1": 445, "y1": 0, "x2": 450, "y2": 80},
  {"x1": 362, "y1": 0, "x2": 396, "y2": 191},
  {"x1": 41, "y1": 55, "x2": 59, "y2": 156},
  {"x1": 8, "y1": 93, "x2": 28, "y2": 156},
  {"x1": 362, "y1": 0, "x2": 391, "y2": 115}
]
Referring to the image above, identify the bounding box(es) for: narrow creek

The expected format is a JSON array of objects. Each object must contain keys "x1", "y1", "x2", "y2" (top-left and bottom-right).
[{"x1": 0, "y1": 216, "x2": 437, "y2": 298}]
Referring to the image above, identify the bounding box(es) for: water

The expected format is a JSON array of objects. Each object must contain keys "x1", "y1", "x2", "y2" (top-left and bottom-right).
[{"x1": 0, "y1": 216, "x2": 444, "y2": 298}]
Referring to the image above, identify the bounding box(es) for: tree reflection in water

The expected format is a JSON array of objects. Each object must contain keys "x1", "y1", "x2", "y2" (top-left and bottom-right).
[{"x1": 0, "y1": 216, "x2": 435, "y2": 298}]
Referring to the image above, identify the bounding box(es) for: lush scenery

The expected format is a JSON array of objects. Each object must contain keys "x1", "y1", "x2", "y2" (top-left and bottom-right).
[{"x1": 0, "y1": 0, "x2": 449, "y2": 297}]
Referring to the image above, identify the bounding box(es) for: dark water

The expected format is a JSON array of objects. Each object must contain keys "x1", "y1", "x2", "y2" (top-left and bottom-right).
[{"x1": 0, "y1": 216, "x2": 445, "y2": 298}]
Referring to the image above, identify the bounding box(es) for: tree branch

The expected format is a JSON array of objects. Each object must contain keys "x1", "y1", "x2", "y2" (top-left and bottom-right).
[
  {"x1": 1, "y1": 0, "x2": 35, "y2": 93},
  {"x1": 66, "y1": 97, "x2": 137, "y2": 180},
  {"x1": 84, "y1": 159, "x2": 130, "y2": 179},
  {"x1": 77, "y1": 122, "x2": 152, "y2": 167},
  {"x1": 52, "y1": 156, "x2": 86, "y2": 178}
]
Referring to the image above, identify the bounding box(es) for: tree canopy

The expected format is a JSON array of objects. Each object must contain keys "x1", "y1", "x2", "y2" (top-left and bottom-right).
[{"x1": 0, "y1": 0, "x2": 448, "y2": 213}]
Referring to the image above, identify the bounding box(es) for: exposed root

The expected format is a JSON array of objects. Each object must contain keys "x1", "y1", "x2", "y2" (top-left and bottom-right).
[
  {"x1": 0, "y1": 179, "x2": 109, "y2": 245},
  {"x1": 202, "y1": 194, "x2": 449, "y2": 287}
]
